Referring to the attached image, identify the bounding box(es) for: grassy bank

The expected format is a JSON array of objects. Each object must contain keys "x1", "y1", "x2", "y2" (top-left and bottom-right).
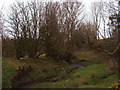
[
  {"x1": 33, "y1": 64, "x2": 118, "y2": 88},
  {"x1": 2, "y1": 48, "x2": 119, "y2": 88}
]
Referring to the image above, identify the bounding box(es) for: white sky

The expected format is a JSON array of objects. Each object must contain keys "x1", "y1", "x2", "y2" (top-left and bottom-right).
[
  {"x1": 0, "y1": 0, "x2": 117, "y2": 38},
  {"x1": 0, "y1": 0, "x2": 115, "y2": 14},
  {"x1": 0, "y1": 0, "x2": 116, "y2": 21},
  {"x1": 0, "y1": 0, "x2": 116, "y2": 24}
]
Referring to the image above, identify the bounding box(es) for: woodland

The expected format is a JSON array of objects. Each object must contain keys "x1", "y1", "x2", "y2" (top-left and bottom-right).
[{"x1": 0, "y1": 0, "x2": 120, "y2": 88}]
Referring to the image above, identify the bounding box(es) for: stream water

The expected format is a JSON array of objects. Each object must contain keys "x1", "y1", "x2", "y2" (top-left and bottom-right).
[
  {"x1": 70, "y1": 63, "x2": 84, "y2": 69},
  {"x1": 62, "y1": 60, "x2": 84, "y2": 69},
  {"x1": 17, "y1": 60, "x2": 84, "y2": 88}
]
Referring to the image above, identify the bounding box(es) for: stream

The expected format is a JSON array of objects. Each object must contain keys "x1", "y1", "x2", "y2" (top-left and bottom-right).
[
  {"x1": 14, "y1": 60, "x2": 84, "y2": 88},
  {"x1": 70, "y1": 63, "x2": 84, "y2": 69},
  {"x1": 62, "y1": 60, "x2": 84, "y2": 69}
]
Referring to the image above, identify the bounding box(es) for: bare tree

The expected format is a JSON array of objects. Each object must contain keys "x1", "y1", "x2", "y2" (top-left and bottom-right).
[
  {"x1": 61, "y1": 2, "x2": 84, "y2": 52},
  {"x1": 6, "y1": 1, "x2": 85, "y2": 60},
  {"x1": 91, "y1": 2, "x2": 103, "y2": 40}
]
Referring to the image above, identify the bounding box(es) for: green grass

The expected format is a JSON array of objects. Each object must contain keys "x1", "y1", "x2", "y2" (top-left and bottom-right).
[
  {"x1": 2, "y1": 58, "x2": 75, "y2": 88},
  {"x1": 2, "y1": 66, "x2": 15, "y2": 88},
  {"x1": 79, "y1": 74, "x2": 118, "y2": 88},
  {"x1": 72, "y1": 64, "x2": 109, "y2": 77},
  {"x1": 2, "y1": 49, "x2": 119, "y2": 88},
  {"x1": 2, "y1": 58, "x2": 26, "y2": 88},
  {"x1": 33, "y1": 64, "x2": 118, "y2": 88}
]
